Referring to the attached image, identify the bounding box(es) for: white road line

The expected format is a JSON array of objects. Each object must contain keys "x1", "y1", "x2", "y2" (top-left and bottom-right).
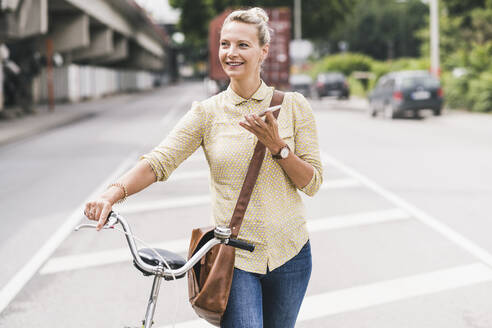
[
  {"x1": 321, "y1": 151, "x2": 492, "y2": 268},
  {"x1": 307, "y1": 208, "x2": 410, "y2": 232},
  {"x1": 40, "y1": 208, "x2": 409, "y2": 274},
  {"x1": 118, "y1": 176, "x2": 360, "y2": 215},
  {"x1": 298, "y1": 263, "x2": 492, "y2": 322},
  {"x1": 321, "y1": 178, "x2": 361, "y2": 189},
  {"x1": 40, "y1": 238, "x2": 189, "y2": 275},
  {"x1": 158, "y1": 263, "x2": 492, "y2": 328},
  {"x1": 159, "y1": 319, "x2": 212, "y2": 328},
  {"x1": 168, "y1": 169, "x2": 209, "y2": 182},
  {"x1": 166, "y1": 172, "x2": 358, "y2": 187},
  {"x1": 0, "y1": 152, "x2": 138, "y2": 314},
  {"x1": 119, "y1": 195, "x2": 211, "y2": 214}
]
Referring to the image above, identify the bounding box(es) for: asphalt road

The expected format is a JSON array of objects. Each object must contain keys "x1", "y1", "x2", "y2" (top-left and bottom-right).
[{"x1": 1, "y1": 83, "x2": 492, "y2": 327}]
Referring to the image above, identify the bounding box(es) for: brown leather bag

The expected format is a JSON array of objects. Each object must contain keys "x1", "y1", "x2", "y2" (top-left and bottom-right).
[{"x1": 187, "y1": 91, "x2": 285, "y2": 326}]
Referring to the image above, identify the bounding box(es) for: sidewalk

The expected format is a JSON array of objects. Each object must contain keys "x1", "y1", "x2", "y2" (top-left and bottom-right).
[{"x1": 0, "y1": 93, "x2": 136, "y2": 146}]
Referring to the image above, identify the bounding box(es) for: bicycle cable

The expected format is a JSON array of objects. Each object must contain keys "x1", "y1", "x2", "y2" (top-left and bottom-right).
[{"x1": 112, "y1": 226, "x2": 180, "y2": 328}]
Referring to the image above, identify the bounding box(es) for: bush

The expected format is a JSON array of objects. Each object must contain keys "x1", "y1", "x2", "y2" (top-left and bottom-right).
[
  {"x1": 468, "y1": 72, "x2": 492, "y2": 112},
  {"x1": 347, "y1": 76, "x2": 366, "y2": 97},
  {"x1": 441, "y1": 72, "x2": 471, "y2": 109},
  {"x1": 309, "y1": 53, "x2": 373, "y2": 77},
  {"x1": 371, "y1": 57, "x2": 430, "y2": 80},
  {"x1": 468, "y1": 42, "x2": 492, "y2": 73}
]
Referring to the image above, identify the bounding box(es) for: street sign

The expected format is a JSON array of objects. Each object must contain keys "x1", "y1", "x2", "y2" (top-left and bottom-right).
[{"x1": 290, "y1": 39, "x2": 313, "y2": 60}]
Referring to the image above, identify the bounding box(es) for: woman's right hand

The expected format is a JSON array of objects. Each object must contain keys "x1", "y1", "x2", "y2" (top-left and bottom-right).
[{"x1": 84, "y1": 197, "x2": 113, "y2": 231}]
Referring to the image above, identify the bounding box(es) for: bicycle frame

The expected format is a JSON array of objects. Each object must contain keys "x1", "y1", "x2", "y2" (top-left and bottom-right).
[{"x1": 75, "y1": 211, "x2": 250, "y2": 328}]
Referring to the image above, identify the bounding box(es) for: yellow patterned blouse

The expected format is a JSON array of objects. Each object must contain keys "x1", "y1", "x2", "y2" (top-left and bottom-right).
[{"x1": 141, "y1": 81, "x2": 323, "y2": 274}]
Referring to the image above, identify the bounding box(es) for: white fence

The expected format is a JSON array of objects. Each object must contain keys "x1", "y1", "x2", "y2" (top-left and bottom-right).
[{"x1": 37, "y1": 64, "x2": 156, "y2": 103}]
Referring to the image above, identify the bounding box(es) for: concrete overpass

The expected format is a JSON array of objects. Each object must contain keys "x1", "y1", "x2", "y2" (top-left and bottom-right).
[
  {"x1": 0, "y1": 0, "x2": 168, "y2": 69},
  {"x1": 0, "y1": 0, "x2": 170, "y2": 111}
]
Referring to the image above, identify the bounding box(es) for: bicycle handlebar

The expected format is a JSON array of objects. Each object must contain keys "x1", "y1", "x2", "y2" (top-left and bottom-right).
[
  {"x1": 227, "y1": 238, "x2": 255, "y2": 252},
  {"x1": 75, "y1": 211, "x2": 254, "y2": 278}
]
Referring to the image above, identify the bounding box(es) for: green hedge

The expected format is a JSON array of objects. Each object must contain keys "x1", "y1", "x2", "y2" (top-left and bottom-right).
[
  {"x1": 441, "y1": 72, "x2": 470, "y2": 109},
  {"x1": 309, "y1": 53, "x2": 373, "y2": 78},
  {"x1": 468, "y1": 72, "x2": 492, "y2": 112},
  {"x1": 371, "y1": 57, "x2": 430, "y2": 79}
]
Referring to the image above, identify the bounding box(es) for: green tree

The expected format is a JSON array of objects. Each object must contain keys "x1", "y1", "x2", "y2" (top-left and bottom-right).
[
  {"x1": 423, "y1": 0, "x2": 492, "y2": 112},
  {"x1": 169, "y1": 0, "x2": 357, "y2": 43},
  {"x1": 441, "y1": 0, "x2": 486, "y2": 17},
  {"x1": 418, "y1": 2, "x2": 492, "y2": 70},
  {"x1": 328, "y1": 0, "x2": 428, "y2": 60}
]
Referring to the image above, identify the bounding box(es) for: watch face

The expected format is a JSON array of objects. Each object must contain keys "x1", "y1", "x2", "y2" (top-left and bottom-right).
[{"x1": 280, "y1": 146, "x2": 290, "y2": 158}]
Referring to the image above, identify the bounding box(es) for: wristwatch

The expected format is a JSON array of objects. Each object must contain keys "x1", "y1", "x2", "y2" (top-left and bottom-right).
[{"x1": 272, "y1": 144, "x2": 290, "y2": 160}]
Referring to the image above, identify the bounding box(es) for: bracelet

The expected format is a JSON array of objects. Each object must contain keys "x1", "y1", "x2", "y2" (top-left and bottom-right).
[{"x1": 108, "y1": 182, "x2": 128, "y2": 204}]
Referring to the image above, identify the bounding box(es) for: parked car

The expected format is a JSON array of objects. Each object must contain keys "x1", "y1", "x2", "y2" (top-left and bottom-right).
[
  {"x1": 289, "y1": 74, "x2": 313, "y2": 98},
  {"x1": 315, "y1": 72, "x2": 350, "y2": 99},
  {"x1": 368, "y1": 70, "x2": 444, "y2": 119}
]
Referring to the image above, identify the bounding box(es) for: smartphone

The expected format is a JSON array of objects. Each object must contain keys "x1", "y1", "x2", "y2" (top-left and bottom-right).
[
  {"x1": 257, "y1": 104, "x2": 282, "y2": 117},
  {"x1": 240, "y1": 104, "x2": 282, "y2": 126}
]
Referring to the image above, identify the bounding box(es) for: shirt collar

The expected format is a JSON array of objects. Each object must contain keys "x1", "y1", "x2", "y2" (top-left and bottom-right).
[{"x1": 227, "y1": 80, "x2": 269, "y2": 105}]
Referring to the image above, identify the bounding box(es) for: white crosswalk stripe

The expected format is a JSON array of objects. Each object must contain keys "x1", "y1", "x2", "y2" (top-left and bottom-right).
[
  {"x1": 320, "y1": 178, "x2": 361, "y2": 189},
  {"x1": 40, "y1": 208, "x2": 410, "y2": 274},
  {"x1": 307, "y1": 208, "x2": 410, "y2": 232},
  {"x1": 157, "y1": 263, "x2": 492, "y2": 328},
  {"x1": 119, "y1": 195, "x2": 211, "y2": 214},
  {"x1": 168, "y1": 169, "x2": 209, "y2": 182}
]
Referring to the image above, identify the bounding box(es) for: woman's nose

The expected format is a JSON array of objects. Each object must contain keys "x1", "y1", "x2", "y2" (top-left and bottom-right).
[{"x1": 227, "y1": 45, "x2": 238, "y2": 56}]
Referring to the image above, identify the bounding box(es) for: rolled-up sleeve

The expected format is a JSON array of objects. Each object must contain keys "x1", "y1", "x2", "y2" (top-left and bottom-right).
[
  {"x1": 292, "y1": 93, "x2": 323, "y2": 196},
  {"x1": 140, "y1": 101, "x2": 206, "y2": 181}
]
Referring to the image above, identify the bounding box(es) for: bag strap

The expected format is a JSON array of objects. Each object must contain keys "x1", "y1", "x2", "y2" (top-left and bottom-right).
[{"x1": 229, "y1": 90, "x2": 285, "y2": 238}]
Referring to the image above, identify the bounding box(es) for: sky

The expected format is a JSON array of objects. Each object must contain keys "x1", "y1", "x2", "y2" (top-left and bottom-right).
[{"x1": 133, "y1": 0, "x2": 181, "y2": 24}]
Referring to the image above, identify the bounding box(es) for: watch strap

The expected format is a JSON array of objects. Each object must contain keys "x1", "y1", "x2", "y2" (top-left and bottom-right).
[{"x1": 272, "y1": 145, "x2": 289, "y2": 159}]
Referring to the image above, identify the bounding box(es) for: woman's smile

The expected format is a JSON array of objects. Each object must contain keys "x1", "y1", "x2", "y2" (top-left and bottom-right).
[{"x1": 226, "y1": 61, "x2": 245, "y2": 68}]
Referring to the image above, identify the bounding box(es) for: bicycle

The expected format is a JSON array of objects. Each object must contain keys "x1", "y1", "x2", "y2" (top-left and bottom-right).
[{"x1": 75, "y1": 211, "x2": 254, "y2": 328}]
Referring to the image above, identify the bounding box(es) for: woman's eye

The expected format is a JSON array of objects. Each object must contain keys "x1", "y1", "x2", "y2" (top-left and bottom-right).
[
  {"x1": 240, "y1": 43, "x2": 249, "y2": 47},
  {"x1": 220, "y1": 41, "x2": 228, "y2": 47}
]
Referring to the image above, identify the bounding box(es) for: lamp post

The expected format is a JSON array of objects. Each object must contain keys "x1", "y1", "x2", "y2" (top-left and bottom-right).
[
  {"x1": 430, "y1": 0, "x2": 440, "y2": 77},
  {"x1": 294, "y1": 0, "x2": 301, "y2": 40}
]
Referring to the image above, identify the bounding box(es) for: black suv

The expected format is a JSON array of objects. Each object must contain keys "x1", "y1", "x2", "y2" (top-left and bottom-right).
[
  {"x1": 315, "y1": 72, "x2": 350, "y2": 99},
  {"x1": 368, "y1": 70, "x2": 443, "y2": 119}
]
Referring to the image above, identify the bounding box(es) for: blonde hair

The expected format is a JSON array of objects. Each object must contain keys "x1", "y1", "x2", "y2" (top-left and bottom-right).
[{"x1": 222, "y1": 7, "x2": 271, "y2": 46}]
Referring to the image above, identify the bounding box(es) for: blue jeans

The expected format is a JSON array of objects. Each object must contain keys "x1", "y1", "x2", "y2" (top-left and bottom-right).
[{"x1": 221, "y1": 241, "x2": 312, "y2": 328}]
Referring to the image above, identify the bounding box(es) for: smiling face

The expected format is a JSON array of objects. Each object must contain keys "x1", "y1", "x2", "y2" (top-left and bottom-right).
[{"x1": 219, "y1": 21, "x2": 269, "y2": 82}]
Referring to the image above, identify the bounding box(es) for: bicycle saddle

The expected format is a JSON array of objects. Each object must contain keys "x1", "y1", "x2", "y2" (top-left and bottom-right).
[{"x1": 134, "y1": 248, "x2": 186, "y2": 279}]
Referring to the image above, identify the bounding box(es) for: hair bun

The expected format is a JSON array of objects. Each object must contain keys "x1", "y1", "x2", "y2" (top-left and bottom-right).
[{"x1": 249, "y1": 7, "x2": 269, "y2": 23}]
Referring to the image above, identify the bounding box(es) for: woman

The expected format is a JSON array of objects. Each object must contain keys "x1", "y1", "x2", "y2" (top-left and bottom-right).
[{"x1": 84, "y1": 7, "x2": 323, "y2": 328}]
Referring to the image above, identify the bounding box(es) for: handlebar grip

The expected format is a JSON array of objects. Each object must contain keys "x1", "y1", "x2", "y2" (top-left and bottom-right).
[{"x1": 227, "y1": 238, "x2": 255, "y2": 252}]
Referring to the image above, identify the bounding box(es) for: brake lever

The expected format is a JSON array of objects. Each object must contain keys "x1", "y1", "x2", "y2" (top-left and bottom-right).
[{"x1": 74, "y1": 215, "x2": 118, "y2": 231}]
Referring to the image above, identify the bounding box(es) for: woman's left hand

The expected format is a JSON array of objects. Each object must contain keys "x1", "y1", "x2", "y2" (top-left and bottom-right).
[{"x1": 239, "y1": 111, "x2": 285, "y2": 155}]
